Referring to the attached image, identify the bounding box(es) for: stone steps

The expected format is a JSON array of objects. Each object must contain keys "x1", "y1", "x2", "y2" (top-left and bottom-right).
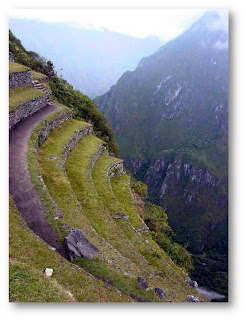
[{"x1": 31, "y1": 80, "x2": 51, "y2": 99}]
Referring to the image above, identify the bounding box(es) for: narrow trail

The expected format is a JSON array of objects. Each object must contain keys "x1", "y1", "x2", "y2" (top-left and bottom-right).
[{"x1": 9, "y1": 104, "x2": 66, "y2": 257}]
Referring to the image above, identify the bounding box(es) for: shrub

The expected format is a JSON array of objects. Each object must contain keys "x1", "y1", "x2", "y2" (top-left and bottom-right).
[
  {"x1": 132, "y1": 181, "x2": 148, "y2": 199},
  {"x1": 144, "y1": 202, "x2": 193, "y2": 272},
  {"x1": 9, "y1": 30, "x2": 118, "y2": 155}
]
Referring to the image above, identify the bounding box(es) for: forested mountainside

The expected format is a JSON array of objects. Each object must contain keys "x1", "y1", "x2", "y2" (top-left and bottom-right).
[
  {"x1": 9, "y1": 18, "x2": 160, "y2": 98},
  {"x1": 9, "y1": 31, "x2": 205, "y2": 303},
  {"x1": 95, "y1": 11, "x2": 228, "y2": 296}
]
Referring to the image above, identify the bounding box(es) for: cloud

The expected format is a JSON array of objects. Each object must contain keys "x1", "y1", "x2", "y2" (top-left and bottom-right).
[
  {"x1": 10, "y1": 8, "x2": 206, "y2": 41},
  {"x1": 206, "y1": 9, "x2": 229, "y2": 33},
  {"x1": 214, "y1": 40, "x2": 229, "y2": 50}
]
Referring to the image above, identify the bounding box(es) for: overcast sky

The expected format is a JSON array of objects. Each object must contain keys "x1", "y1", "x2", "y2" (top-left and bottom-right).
[{"x1": 10, "y1": 9, "x2": 208, "y2": 41}]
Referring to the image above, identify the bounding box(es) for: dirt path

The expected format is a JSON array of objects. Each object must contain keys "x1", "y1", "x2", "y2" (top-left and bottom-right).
[{"x1": 9, "y1": 104, "x2": 66, "y2": 256}]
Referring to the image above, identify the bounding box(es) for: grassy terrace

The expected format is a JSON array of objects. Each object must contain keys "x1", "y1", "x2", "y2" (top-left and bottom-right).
[
  {"x1": 75, "y1": 258, "x2": 160, "y2": 302},
  {"x1": 65, "y1": 137, "x2": 199, "y2": 301},
  {"x1": 66, "y1": 136, "x2": 153, "y2": 271},
  {"x1": 10, "y1": 259, "x2": 74, "y2": 302},
  {"x1": 91, "y1": 151, "x2": 198, "y2": 300},
  {"x1": 111, "y1": 174, "x2": 187, "y2": 271},
  {"x1": 9, "y1": 61, "x2": 30, "y2": 73},
  {"x1": 37, "y1": 119, "x2": 140, "y2": 276},
  {"x1": 9, "y1": 85, "x2": 45, "y2": 113},
  {"x1": 31, "y1": 70, "x2": 48, "y2": 80},
  {"x1": 111, "y1": 174, "x2": 145, "y2": 229},
  {"x1": 9, "y1": 198, "x2": 131, "y2": 302},
  {"x1": 111, "y1": 174, "x2": 193, "y2": 277},
  {"x1": 24, "y1": 106, "x2": 203, "y2": 302},
  {"x1": 37, "y1": 119, "x2": 92, "y2": 240}
]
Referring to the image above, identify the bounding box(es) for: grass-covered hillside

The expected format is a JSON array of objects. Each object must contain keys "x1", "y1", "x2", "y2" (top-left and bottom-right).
[{"x1": 9, "y1": 31, "x2": 205, "y2": 302}]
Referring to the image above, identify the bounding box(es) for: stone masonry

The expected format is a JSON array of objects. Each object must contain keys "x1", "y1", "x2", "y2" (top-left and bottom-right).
[
  {"x1": 108, "y1": 161, "x2": 124, "y2": 179},
  {"x1": 9, "y1": 70, "x2": 33, "y2": 89},
  {"x1": 35, "y1": 110, "x2": 73, "y2": 147},
  {"x1": 9, "y1": 95, "x2": 51, "y2": 130},
  {"x1": 63, "y1": 124, "x2": 93, "y2": 164}
]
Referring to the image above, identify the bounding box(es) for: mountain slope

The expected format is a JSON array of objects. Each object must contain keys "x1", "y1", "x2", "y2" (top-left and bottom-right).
[
  {"x1": 95, "y1": 11, "x2": 228, "y2": 296},
  {"x1": 9, "y1": 32, "x2": 204, "y2": 302},
  {"x1": 9, "y1": 18, "x2": 161, "y2": 98}
]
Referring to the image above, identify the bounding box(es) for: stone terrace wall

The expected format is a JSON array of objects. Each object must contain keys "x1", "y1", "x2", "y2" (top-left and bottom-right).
[
  {"x1": 62, "y1": 124, "x2": 93, "y2": 164},
  {"x1": 9, "y1": 94, "x2": 50, "y2": 130},
  {"x1": 108, "y1": 161, "x2": 125, "y2": 179},
  {"x1": 9, "y1": 52, "x2": 15, "y2": 62},
  {"x1": 36, "y1": 110, "x2": 73, "y2": 148},
  {"x1": 90, "y1": 144, "x2": 106, "y2": 171},
  {"x1": 9, "y1": 70, "x2": 32, "y2": 89}
]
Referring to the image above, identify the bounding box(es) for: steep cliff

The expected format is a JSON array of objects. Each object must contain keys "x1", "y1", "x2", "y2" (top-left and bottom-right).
[{"x1": 95, "y1": 11, "x2": 228, "y2": 295}]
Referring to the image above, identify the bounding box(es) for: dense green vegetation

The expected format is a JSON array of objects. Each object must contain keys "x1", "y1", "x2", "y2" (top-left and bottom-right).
[
  {"x1": 111, "y1": 173, "x2": 193, "y2": 273},
  {"x1": 50, "y1": 78, "x2": 118, "y2": 154},
  {"x1": 144, "y1": 202, "x2": 193, "y2": 272},
  {"x1": 9, "y1": 30, "x2": 118, "y2": 155},
  {"x1": 9, "y1": 30, "x2": 52, "y2": 75}
]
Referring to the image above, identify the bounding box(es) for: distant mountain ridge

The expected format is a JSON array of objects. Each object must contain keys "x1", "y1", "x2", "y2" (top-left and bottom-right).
[
  {"x1": 9, "y1": 18, "x2": 161, "y2": 98},
  {"x1": 95, "y1": 11, "x2": 228, "y2": 295}
]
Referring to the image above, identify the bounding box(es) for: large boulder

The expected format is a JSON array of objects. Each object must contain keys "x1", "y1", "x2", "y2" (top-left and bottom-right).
[
  {"x1": 186, "y1": 277, "x2": 198, "y2": 288},
  {"x1": 65, "y1": 228, "x2": 99, "y2": 261},
  {"x1": 137, "y1": 277, "x2": 148, "y2": 289},
  {"x1": 189, "y1": 280, "x2": 198, "y2": 288},
  {"x1": 187, "y1": 295, "x2": 199, "y2": 303},
  {"x1": 154, "y1": 288, "x2": 166, "y2": 300}
]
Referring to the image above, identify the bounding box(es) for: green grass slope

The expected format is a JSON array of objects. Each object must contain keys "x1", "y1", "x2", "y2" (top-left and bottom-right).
[
  {"x1": 111, "y1": 174, "x2": 146, "y2": 229},
  {"x1": 9, "y1": 198, "x2": 131, "y2": 302},
  {"x1": 8, "y1": 33, "x2": 205, "y2": 303},
  {"x1": 36, "y1": 118, "x2": 143, "y2": 277},
  {"x1": 91, "y1": 152, "x2": 193, "y2": 287},
  {"x1": 9, "y1": 85, "x2": 45, "y2": 113},
  {"x1": 9, "y1": 61, "x2": 30, "y2": 73}
]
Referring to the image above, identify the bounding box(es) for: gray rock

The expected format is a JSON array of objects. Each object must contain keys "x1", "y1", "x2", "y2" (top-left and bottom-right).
[
  {"x1": 189, "y1": 280, "x2": 198, "y2": 288},
  {"x1": 9, "y1": 52, "x2": 15, "y2": 62},
  {"x1": 65, "y1": 228, "x2": 99, "y2": 261},
  {"x1": 137, "y1": 276, "x2": 148, "y2": 289},
  {"x1": 187, "y1": 295, "x2": 199, "y2": 303},
  {"x1": 113, "y1": 212, "x2": 129, "y2": 221},
  {"x1": 47, "y1": 156, "x2": 58, "y2": 161},
  {"x1": 154, "y1": 288, "x2": 166, "y2": 300}
]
